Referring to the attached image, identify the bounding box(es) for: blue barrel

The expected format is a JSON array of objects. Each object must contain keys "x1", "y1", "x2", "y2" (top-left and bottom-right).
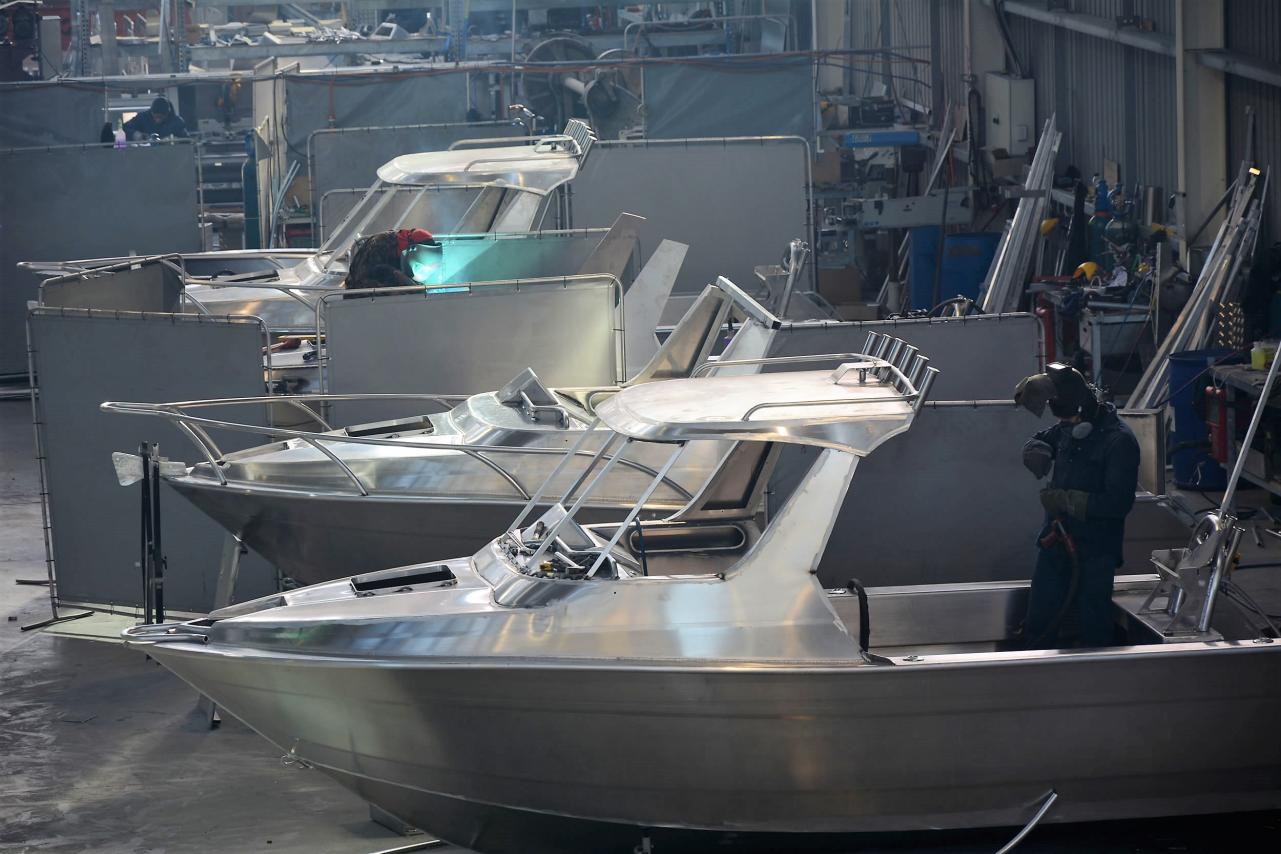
[{"x1": 1168, "y1": 349, "x2": 1232, "y2": 490}]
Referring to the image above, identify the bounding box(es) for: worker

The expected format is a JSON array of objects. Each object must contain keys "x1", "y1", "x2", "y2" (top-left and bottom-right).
[
  {"x1": 123, "y1": 97, "x2": 189, "y2": 140},
  {"x1": 343, "y1": 228, "x2": 439, "y2": 291},
  {"x1": 1014, "y1": 363, "x2": 1140, "y2": 648}
]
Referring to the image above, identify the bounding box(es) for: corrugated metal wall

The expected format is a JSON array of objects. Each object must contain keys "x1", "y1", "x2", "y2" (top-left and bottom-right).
[
  {"x1": 1004, "y1": 0, "x2": 1177, "y2": 197},
  {"x1": 1226, "y1": 0, "x2": 1281, "y2": 244},
  {"x1": 846, "y1": 0, "x2": 934, "y2": 113},
  {"x1": 843, "y1": 1, "x2": 1280, "y2": 242},
  {"x1": 847, "y1": 0, "x2": 1176, "y2": 199},
  {"x1": 845, "y1": 1, "x2": 965, "y2": 117},
  {"x1": 846, "y1": 0, "x2": 880, "y2": 99},
  {"x1": 936, "y1": 2, "x2": 967, "y2": 112}
]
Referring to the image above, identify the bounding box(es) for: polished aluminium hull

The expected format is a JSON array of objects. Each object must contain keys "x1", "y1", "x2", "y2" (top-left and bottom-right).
[{"x1": 147, "y1": 636, "x2": 1281, "y2": 853}]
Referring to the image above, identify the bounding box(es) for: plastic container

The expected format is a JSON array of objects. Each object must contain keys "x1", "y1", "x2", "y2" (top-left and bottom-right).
[
  {"x1": 1251, "y1": 340, "x2": 1277, "y2": 370},
  {"x1": 1168, "y1": 348, "x2": 1233, "y2": 490}
]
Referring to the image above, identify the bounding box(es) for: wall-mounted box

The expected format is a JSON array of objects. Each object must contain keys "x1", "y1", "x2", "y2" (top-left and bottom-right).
[{"x1": 985, "y1": 72, "x2": 1036, "y2": 157}]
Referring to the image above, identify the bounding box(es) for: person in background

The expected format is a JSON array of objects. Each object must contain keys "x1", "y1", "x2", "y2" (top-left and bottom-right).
[
  {"x1": 123, "y1": 97, "x2": 188, "y2": 140},
  {"x1": 343, "y1": 228, "x2": 440, "y2": 291}
]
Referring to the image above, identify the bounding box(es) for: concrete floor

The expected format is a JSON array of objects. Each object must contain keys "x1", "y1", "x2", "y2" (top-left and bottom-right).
[
  {"x1": 2, "y1": 395, "x2": 1280, "y2": 853},
  {"x1": 0, "y1": 398, "x2": 460, "y2": 854}
]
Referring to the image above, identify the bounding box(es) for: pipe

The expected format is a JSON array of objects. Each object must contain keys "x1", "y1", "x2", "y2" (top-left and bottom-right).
[
  {"x1": 985, "y1": 0, "x2": 1175, "y2": 57},
  {"x1": 1199, "y1": 49, "x2": 1281, "y2": 90}
]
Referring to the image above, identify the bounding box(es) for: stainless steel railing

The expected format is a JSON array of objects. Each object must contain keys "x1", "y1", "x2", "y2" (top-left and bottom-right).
[{"x1": 101, "y1": 393, "x2": 693, "y2": 503}]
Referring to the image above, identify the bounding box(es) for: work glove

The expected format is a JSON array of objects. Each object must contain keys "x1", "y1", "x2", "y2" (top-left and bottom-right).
[
  {"x1": 1040, "y1": 488, "x2": 1089, "y2": 521},
  {"x1": 1022, "y1": 439, "x2": 1054, "y2": 479}
]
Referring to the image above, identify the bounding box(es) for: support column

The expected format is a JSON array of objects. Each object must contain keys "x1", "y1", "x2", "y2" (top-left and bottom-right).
[
  {"x1": 72, "y1": 0, "x2": 90, "y2": 75},
  {"x1": 98, "y1": 0, "x2": 120, "y2": 77},
  {"x1": 814, "y1": 0, "x2": 844, "y2": 94},
  {"x1": 963, "y1": 0, "x2": 1007, "y2": 183},
  {"x1": 966, "y1": 0, "x2": 1006, "y2": 88},
  {"x1": 1175, "y1": 0, "x2": 1227, "y2": 261}
]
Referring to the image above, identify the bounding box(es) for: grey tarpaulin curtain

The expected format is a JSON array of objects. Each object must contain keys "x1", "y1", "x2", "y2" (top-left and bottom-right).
[
  {"x1": 323, "y1": 278, "x2": 622, "y2": 423},
  {"x1": 0, "y1": 143, "x2": 201, "y2": 376},
  {"x1": 282, "y1": 71, "x2": 472, "y2": 169},
  {"x1": 308, "y1": 120, "x2": 524, "y2": 221},
  {"x1": 570, "y1": 137, "x2": 811, "y2": 294},
  {"x1": 29, "y1": 310, "x2": 277, "y2": 612},
  {"x1": 642, "y1": 57, "x2": 816, "y2": 140},
  {"x1": 0, "y1": 81, "x2": 107, "y2": 148},
  {"x1": 772, "y1": 404, "x2": 1048, "y2": 587}
]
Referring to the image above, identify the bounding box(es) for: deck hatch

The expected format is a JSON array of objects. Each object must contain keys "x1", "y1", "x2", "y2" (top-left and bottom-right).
[{"x1": 351, "y1": 565, "x2": 456, "y2": 593}]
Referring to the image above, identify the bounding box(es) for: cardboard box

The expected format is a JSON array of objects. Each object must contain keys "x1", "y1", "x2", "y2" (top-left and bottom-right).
[
  {"x1": 818, "y1": 265, "x2": 864, "y2": 305},
  {"x1": 986, "y1": 148, "x2": 1026, "y2": 181},
  {"x1": 812, "y1": 146, "x2": 842, "y2": 184}
]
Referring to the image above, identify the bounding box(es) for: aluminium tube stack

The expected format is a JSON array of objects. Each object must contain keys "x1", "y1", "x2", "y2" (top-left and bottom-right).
[
  {"x1": 1126, "y1": 164, "x2": 1264, "y2": 409},
  {"x1": 978, "y1": 114, "x2": 1061, "y2": 314}
]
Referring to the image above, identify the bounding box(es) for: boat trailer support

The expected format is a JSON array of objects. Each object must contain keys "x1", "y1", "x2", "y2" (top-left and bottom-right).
[
  {"x1": 19, "y1": 609, "x2": 93, "y2": 633},
  {"x1": 994, "y1": 788, "x2": 1058, "y2": 854},
  {"x1": 137, "y1": 442, "x2": 167, "y2": 625}
]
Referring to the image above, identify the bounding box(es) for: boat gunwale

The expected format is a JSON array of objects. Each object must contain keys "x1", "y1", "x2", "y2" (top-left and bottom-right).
[{"x1": 130, "y1": 632, "x2": 1281, "y2": 673}]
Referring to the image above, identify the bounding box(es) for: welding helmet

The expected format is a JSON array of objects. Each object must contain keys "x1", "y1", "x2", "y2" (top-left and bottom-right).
[{"x1": 1014, "y1": 363, "x2": 1100, "y2": 420}]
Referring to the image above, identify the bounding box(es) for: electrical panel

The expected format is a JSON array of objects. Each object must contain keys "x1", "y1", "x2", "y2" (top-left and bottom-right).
[{"x1": 984, "y1": 72, "x2": 1036, "y2": 157}]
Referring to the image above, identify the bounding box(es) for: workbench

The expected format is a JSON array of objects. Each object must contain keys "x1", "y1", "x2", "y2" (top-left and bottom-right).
[
  {"x1": 1209, "y1": 364, "x2": 1281, "y2": 498},
  {"x1": 1031, "y1": 282, "x2": 1151, "y2": 384}
]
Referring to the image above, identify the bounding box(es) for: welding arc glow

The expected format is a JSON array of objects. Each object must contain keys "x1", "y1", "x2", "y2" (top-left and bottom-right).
[{"x1": 403, "y1": 244, "x2": 447, "y2": 285}]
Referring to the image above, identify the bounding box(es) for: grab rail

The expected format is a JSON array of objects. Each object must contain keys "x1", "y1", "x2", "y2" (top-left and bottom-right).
[
  {"x1": 37, "y1": 253, "x2": 189, "y2": 289},
  {"x1": 100, "y1": 395, "x2": 693, "y2": 504}
]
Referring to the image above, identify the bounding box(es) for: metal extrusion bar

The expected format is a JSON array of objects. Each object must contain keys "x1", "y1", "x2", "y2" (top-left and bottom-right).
[
  {"x1": 979, "y1": 114, "x2": 1060, "y2": 314},
  {"x1": 527, "y1": 437, "x2": 632, "y2": 569},
  {"x1": 1127, "y1": 163, "x2": 1266, "y2": 409},
  {"x1": 587, "y1": 445, "x2": 685, "y2": 578},
  {"x1": 507, "y1": 416, "x2": 603, "y2": 532}
]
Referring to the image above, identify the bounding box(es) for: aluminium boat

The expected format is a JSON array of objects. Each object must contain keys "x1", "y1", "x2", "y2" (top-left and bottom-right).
[
  {"x1": 105, "y1": 279, "x2": 777, "y2": 585},
  {"x1": 26, "y1": 121, "x2": 626, "y2": 333},
  {"x1": 124, "y1": 332, "x2": 1281, "y2": 852}
]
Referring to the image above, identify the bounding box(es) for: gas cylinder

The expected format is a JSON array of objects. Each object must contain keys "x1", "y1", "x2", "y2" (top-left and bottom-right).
[{"x1": 1206, "y1": 385, "x2": 1229, "y2": 465}]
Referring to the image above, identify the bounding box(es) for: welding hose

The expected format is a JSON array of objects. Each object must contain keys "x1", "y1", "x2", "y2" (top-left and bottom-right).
[{"x1": 1031, "y1": 518, "x2": 1080, "y2": 647}]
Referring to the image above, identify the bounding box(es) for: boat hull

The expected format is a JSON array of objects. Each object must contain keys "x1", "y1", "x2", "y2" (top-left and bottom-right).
[{"x1": 148, "y1": 642, "x2": 1281, "y2": 852}]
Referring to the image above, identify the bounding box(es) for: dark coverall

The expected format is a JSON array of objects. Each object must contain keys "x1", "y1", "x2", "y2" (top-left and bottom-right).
[
  {"x1": 122, "y1": 111, "x2": 189, "y2": 139},
  {"x1": 1024, "y1": 402, "x2": 1140, "y2": 647}
]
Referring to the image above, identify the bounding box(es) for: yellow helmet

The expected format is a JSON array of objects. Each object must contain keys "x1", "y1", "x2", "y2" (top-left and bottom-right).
[
  {"x1": 1073, "y1": 261, "x2": 1100, "y2": 280},
  {"x1": 1039, "y1": 217, "x2": 1060, "y2": 236}
]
